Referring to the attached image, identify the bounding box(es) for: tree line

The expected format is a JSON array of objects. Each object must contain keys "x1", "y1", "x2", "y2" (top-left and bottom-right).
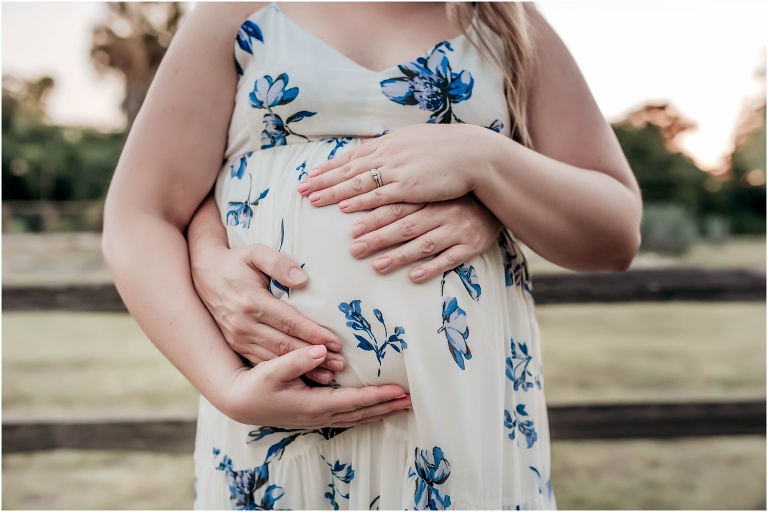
[{"x1": 2, "y1": 2, "x2": 765, "y2": 240}]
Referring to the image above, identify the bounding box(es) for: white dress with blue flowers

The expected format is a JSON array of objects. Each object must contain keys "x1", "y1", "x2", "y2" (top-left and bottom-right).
[{"x1": 195, "y1": 3, "x2": 556, "y2": 510}]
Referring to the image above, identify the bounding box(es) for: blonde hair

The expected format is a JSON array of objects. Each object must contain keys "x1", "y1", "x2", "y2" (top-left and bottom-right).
[{"x1": 446, "y1": 2, "x2": 536, "y2": 149}]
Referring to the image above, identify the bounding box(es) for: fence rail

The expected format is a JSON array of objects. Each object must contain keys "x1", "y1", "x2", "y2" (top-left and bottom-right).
[
  {"x1": 3, "y1": 268, "x2": 765, "y2": 312},
  {"x1": 4, "y1": 266, "x2": 764, "y2": 452},
  {"x1": 3, "y1": 400, "x2": 764, "y2": 454}
]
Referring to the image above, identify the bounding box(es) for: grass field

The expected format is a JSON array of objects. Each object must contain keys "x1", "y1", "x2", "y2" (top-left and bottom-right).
[
  {"x1": 2, "y1": 234, "x2": 765, "y2": 508},
  {"x1": 2, "y1": 303, "x2": 765, "y2": 509}
]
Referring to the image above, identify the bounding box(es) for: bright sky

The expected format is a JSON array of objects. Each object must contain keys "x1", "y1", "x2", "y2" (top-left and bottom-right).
[{"x1": 2, "y1": 1, "x2": 766, "y2": 172}]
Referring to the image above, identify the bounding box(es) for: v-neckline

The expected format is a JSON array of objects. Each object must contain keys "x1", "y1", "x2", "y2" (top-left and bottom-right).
[{"x1": 266, "y1": 1, "x2": 476, "y2": 75}]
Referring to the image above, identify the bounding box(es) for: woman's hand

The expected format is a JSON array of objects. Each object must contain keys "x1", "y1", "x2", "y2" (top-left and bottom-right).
[
  {"x1": 348, "y1": 196, "x2": 503, "y2": 282},
  {"x1": 226, "y1": 345, "x2": 412, "y2": 428},
  {"x1": 296, "y1": 123, "x2": 488, "y2": 212},
  {"x1": 190, "y1": 232, "x2": 346, "y2": 385}
]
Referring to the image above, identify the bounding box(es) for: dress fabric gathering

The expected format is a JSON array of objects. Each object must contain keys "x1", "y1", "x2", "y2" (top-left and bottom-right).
[{"x1": 194, "y1": 3, "x2": 557, "y2": 509}]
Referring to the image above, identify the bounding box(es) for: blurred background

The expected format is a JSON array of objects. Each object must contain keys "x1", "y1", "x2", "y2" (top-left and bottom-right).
[{"x1": 2, "y1": 1, "x2": 766, "y2": 509}]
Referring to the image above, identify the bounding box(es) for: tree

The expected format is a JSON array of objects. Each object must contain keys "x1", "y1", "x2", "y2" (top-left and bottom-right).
[{"x1": 90, "y1": 2, "x2": 187, "y2": 131}]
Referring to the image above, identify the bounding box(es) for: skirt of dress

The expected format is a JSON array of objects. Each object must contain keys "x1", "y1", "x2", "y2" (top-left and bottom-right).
[{"x1": 193, "y1": 139, "x2": 557, "y2": 510}]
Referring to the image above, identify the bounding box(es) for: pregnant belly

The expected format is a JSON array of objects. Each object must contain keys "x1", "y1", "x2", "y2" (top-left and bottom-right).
[
  {"x1": 216, "y1": 139, "x2": 509, "y2": 392},
  {"x1": 217, "y1": 139, "x2": 418, "y2": 389}
]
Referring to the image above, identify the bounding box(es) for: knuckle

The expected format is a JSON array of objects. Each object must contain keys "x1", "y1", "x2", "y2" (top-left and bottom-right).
[
  {"x1": 372, "y1": 209, "x2": 387, "y2": 228},
  {"x1": 341, "y1": 163, "x2": 354, "y2": 179},
  {"x1": 269, "y1": 252, "x2": 290, "y2": 274},
  {"x1": 373, "y1": 189, "x2": 384, "y2": 202},
  {"x1": 420, "y1": 237, "x2": 436, "y2": 254},
  {"x1": 399, "y1": 218, "x2": 417, "y2": 238},
  {"x1": 443, "y1": 251, "x2": 458, "y2": 267},
  {"x1": 371, "y1": 231, "x2": 385, "y2": 250},
  {"x1": 325, "y1": 187, "x2": 337, "y2": 200},
  {"x1": 391, "y1": 248, "x2": 406, "y2": 266},
  {"x1": 389, "y1": 202, "x2": 403, "y2": 217},
  {"x1": 281, "y1": 316, "x2": 298, "y2": 337},
  {"x1": 352, "y1": 176, "x2": 364, "y2": 191},
  {"x1": 229, "y1": 321, "x2": 250, "y2": 338},
  {"x1": 277, "y1": 337, "x2": 294, "y2": 356}
]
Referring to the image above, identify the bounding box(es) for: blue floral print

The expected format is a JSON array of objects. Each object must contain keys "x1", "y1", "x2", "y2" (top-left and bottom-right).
[
  {"x1": 437, "y1": 296, "x2": 471, "y2": 370},
  {"x1": 231, "y1": 152, "x2": 253, "y2": 180},
  {"x1": 506, "y1": 338, "x2": 541, "y2": 392},
  {"x1": 529, "y1": 466, "x2": 555, "y2": 504},
  {"x1": 247, "y1": 425, "x2": 348, "y2": 446},
  {"x1": 380, "y1": 41, "x2": 474, "y2": 124},
  {"x1": 504, "y1": 404, "x2": 538, "y2": 448},
  {"x1": 320, "y1": 455, "x2": 355, "y2": 509},
  {"x1": 227, "y1": 175, "x2": 269, "y2": 229},
  {"x1": 487, "y1": 119, "x2": 504, "y2": 133},
  {"x1": 369, "y1": 496, "x2": 381, "y2": 510},
  {"x1": 237, "y1": 20, "x2": 264, "y2": 55},
  {"x1": 440, "y1": 263, "x2": 481, "y2": 301},
  {"x1": 249, "y1": 73, "x2": 316, "y2": 149},
  {"x1": 498, "y1": 234, "x2": 531, "y2": 294},
  {"x1": 268, "y1": 219, "x2": 304, "y2": 297},
  {"x1": 408, "y1": 447, "x2": 452, "y2": 510},
  {"x1": 324, "y1": 137, "x2": 352, "y2": 159},
  {"x1": 295, "y1": 160, "x2": 308, "y2": 181},
  {"x1": 338, "y1": 299, "x2": 407, "y2": 377},
  {"x1": 213, "y1": 448, "x2": 287, "y2": 510}
]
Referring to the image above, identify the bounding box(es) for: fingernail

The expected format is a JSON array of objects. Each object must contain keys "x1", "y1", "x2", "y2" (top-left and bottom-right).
[
  {"x1": 326, "y1": 342, "x2": 342, "y2": 352},
  {"x1": 394, "y1": 394, "x2": 407, "y2": 399},
  {"x1": 288, "y1": 267, "x2": 307, "y2": 284},
  {"x1": 327, "y1": 360, "x2": 344, "y2": 371},
  {"x1": 374, "y1": 257, "x2": 391, "y2": 271},
  {"x1": 411, "y1": 268, "x2": 426, "y2": 280},
  {"x1": 350, "y1": 223, "x2": 365, "y2": 238},
  {"x1": 296, "y1": 182, "x2": 309, "y2": 193},
  {"x1": 314, "y1": 369, "x2": 332, "y2": 383},
  {"x1": 309, "y1": 345, "x2": 327, "y2": 359},
  {"x1": 339, "y1": 200, "x2": 349, "y2": 210},
  {"x1": 309, "y1": 192, "x2": 321, "y2": 203},
  {"x1": 350, "y1": 241, "x2": 367, "y2": 257},
  {"x1": 309, "y1": 168, "x2": 320, "y2": 178}
]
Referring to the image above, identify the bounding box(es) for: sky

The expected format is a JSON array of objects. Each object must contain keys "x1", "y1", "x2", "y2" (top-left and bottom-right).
[{"x1": 1, "y1": 1, "x2": 766, "y2": 172}]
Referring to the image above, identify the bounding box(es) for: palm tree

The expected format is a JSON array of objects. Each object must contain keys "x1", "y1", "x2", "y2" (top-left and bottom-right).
[{"x1": 90, "y1": 2, "x2": 188, "y2": 131}]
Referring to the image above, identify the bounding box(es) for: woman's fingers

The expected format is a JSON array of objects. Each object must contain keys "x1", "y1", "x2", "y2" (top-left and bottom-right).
[
  {"x1": 243, "y1": 322, "x2": 346, "y2": 375},
  {"x1": 408, "y1": 244, "x2": 475, "y2": 283},
  {"x1": 329, "y1": 395, "x2": 412, "y2": 423},
  {"x1": 349, "y1": 206, "x2": 441, "y2": 259},
  {"x1": 329, "y1": 408, "x2": 411, "y2": 428},
  {"x1": 349, "y1": 202, "x2": 425, "y2": 238},
  {"x1": 254, "y1": 288, "x2": 342, "y2": 350},
  {"x1": 316, "y1": 383, "x2": 408, "y2": 415},
  {"x1": 371, "y1": 225, "x2": 456, "y2": 275},
  {"x1": 264, "y1": 345, "x2": 330, "y2": 383}
]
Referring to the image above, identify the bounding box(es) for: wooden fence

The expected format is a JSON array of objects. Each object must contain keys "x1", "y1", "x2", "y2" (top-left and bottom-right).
[{"x1": 3, "y1": 267, "x2": 765, "y2": 453}]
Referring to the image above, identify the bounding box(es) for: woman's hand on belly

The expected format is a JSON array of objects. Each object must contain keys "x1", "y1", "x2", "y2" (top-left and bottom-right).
[
  {"x1": 345, "y1": 195, "x2": 503, "y2": 283},
  {"x1": 189, "y1": 237, "x2": 346, "y2": 385},
  {"x1": 226, "y1": 345, "x2": 412, "y2": 428}
]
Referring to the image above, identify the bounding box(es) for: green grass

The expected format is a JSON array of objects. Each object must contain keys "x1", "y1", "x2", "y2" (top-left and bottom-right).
[
  {"x1": 2, "y1": 438, "x2": 764, "y2": 509},
  {"x1": 3, "y1": 303, "x2": 763, "y2": 417},
  {"x1": 2, "y1": 293, "x2": 764, "y2": 509}
]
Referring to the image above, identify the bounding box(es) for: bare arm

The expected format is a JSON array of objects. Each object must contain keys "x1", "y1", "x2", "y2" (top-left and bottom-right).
[
  {"x1": 103, "y1": 3, "x2": 409, "y2": 426},
  {"x1": 472, "y1": 4, "x2": 642, "y2": 271},
  {"x1": 301, "y1": 4, "x2": 642, "y2": 272}
]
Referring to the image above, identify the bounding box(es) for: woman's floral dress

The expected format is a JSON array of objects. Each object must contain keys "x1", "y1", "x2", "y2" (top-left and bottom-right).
[{"x1": 195, "y1": 3, "x2": 556, "y2": 509}]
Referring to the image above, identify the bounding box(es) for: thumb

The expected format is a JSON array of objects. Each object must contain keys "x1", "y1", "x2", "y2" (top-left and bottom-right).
[
  {"x1": 244, "y1": 243, "x2": 308, "y2": 288},
  {"x1": 269, "y1": 345, "x2": 327, "y2": 382}
]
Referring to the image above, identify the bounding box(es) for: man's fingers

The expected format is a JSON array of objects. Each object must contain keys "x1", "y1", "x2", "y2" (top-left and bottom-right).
[
  {"x1": 349, "y1": 203, "x2": 424, "y2": 238},
  {"x1": 372, "y1": 226, "x2": 455, "y2": 275},
  {"x1": 259, "y1": 296, "x2": 342, "y2": 350},
  {"x1": 350, "y1": 208, "x2": 441, "y2": 259},
  {"x1": 241, "y1": 242, "x2": 308, "y2": 288},
  {"x1": 409, "y1": 244, "x2": 473, "y2": 283}
]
